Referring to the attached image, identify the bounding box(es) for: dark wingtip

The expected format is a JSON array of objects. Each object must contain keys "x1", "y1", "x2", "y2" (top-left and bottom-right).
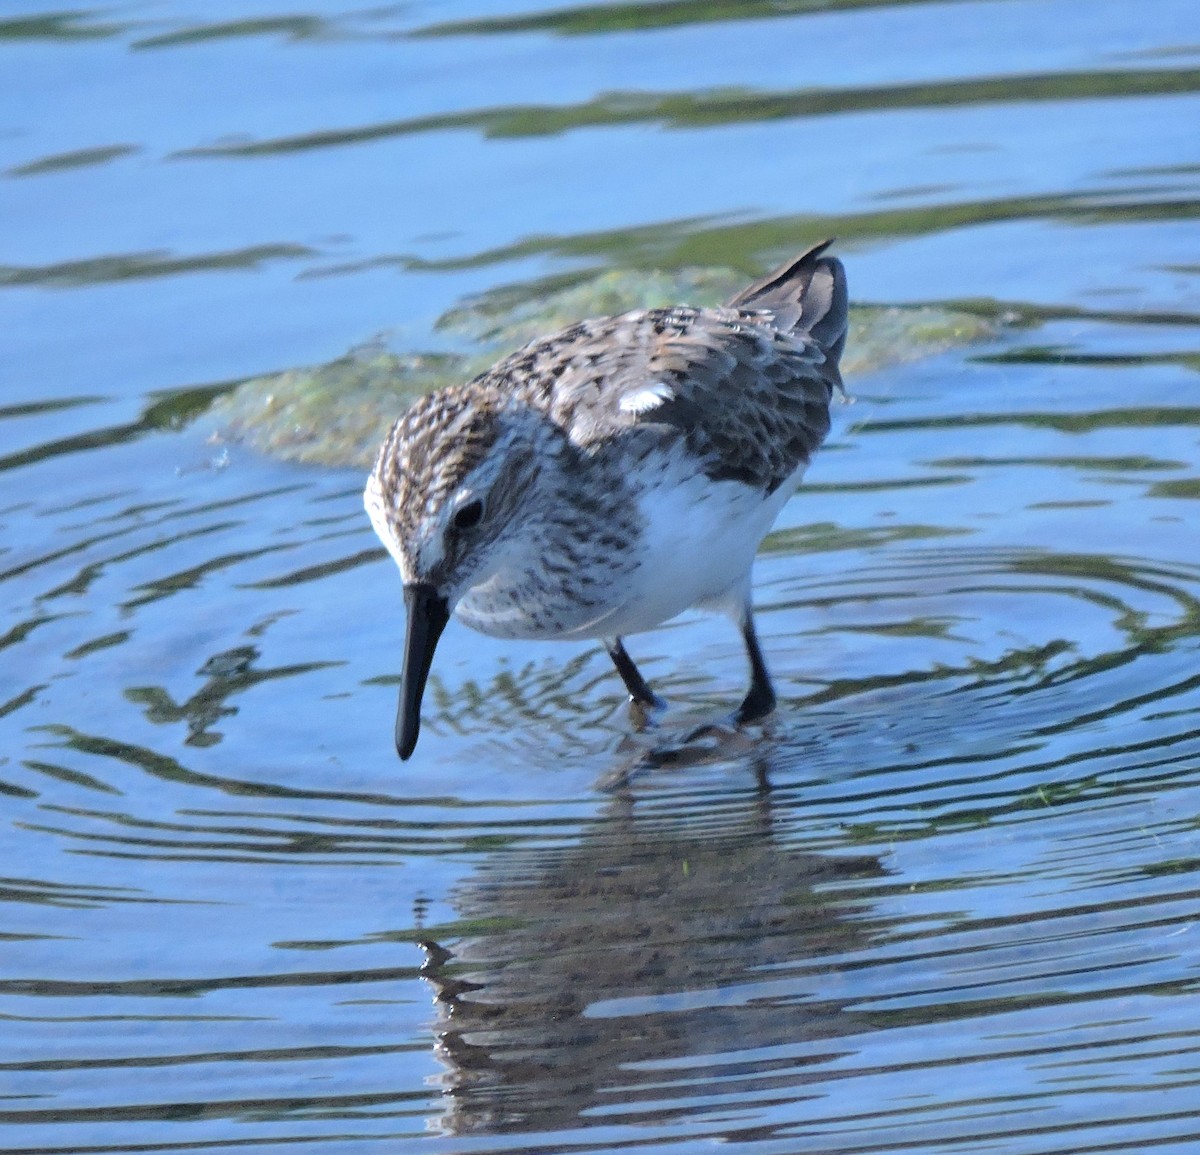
[
  {"x1": 726, "y1": 238, "x2": 838, "y2": 311},
  {"x1": 801, "y1": 236, "x2": 837, "y2": 262},
  {"x1": 726, "y1": 239, "x2": 848, "y2": 382}
]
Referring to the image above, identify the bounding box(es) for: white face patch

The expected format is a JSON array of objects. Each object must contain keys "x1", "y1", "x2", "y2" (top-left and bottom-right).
[
  {"x1": 619, "y1": 381, "x2": 674, "y2": 416},
  {"x1": 414, "y1": 515, "x2": 445, "y2": 578}
]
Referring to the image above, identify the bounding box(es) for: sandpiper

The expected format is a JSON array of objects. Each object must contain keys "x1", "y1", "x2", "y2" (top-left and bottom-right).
[{"x1": 365, "y1": 240, "x2": 848, "y2": 759}]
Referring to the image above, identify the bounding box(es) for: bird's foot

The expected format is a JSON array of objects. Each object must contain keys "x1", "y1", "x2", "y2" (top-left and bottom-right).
[
  {"x1": 680, "y1": 690, "x2": 776, "y2": 745},
  {"x1": 627, "y1": 692, "x2": 668, "y2": 730},
  {"x1": 734, "y1": 683, "x2": 776, "y2": 727}
]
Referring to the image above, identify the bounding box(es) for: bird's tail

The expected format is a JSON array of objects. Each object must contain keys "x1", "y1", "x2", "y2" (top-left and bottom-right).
[{"x1": 725, "y1": 239, "x2": 849, "y2": 393}]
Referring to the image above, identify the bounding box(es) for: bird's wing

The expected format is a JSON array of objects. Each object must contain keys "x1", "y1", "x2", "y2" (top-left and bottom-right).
[
  {"x1": 539, "y1": 307, "x2": 837, "y2": 493},
  {"x1": 472, "y1": 243, "x2": 847, "y2": 492}
]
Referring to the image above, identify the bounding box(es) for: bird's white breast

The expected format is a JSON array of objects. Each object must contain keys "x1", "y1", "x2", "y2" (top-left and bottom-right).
[{"x1": 557, "y1": 450, "x2": 805, "y2": 639}]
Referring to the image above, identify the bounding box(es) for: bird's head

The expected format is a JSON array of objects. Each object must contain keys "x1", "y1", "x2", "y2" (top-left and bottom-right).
[{"x1": 363, "y1": 388, "x2": 550, "y2": 760}]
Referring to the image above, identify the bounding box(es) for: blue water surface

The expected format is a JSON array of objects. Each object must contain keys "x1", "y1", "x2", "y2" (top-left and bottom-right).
[{"x1": 2, "y1": 1, "x2": 1199, "y2": 1152}]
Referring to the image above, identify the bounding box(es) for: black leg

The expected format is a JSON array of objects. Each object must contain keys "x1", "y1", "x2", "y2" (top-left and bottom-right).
[
  {"x1": 735, "y1": 609, "x2": 776, "y2": 724},
  {"x1": 605, "y1": 637, "x2": 663, "y2": 709}
]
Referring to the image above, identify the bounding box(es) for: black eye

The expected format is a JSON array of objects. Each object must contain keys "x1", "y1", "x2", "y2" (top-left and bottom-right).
[{"x1": 452, "y1": 499, "x2": 484, "y2": 531}]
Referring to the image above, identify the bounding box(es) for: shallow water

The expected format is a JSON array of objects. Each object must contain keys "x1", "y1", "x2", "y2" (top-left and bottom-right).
[{"x1": 2, "y1": 2, "x2": 1200, "y2": 1153}]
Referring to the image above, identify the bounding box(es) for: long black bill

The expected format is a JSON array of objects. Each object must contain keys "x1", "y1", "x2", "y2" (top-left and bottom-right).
[{"x1": 396, "y1": 582, "x2": 450, "y2": 761}]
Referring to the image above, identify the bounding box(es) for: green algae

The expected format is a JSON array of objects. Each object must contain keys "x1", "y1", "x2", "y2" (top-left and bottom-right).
[{"x1": 207, "y1": 265, "x2": 997, "y2": 470}]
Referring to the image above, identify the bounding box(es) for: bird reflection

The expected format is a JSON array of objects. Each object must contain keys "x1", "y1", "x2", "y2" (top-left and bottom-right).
[{"x1": 415, "y1": 768, "x2": 885, "y2": 1137}]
